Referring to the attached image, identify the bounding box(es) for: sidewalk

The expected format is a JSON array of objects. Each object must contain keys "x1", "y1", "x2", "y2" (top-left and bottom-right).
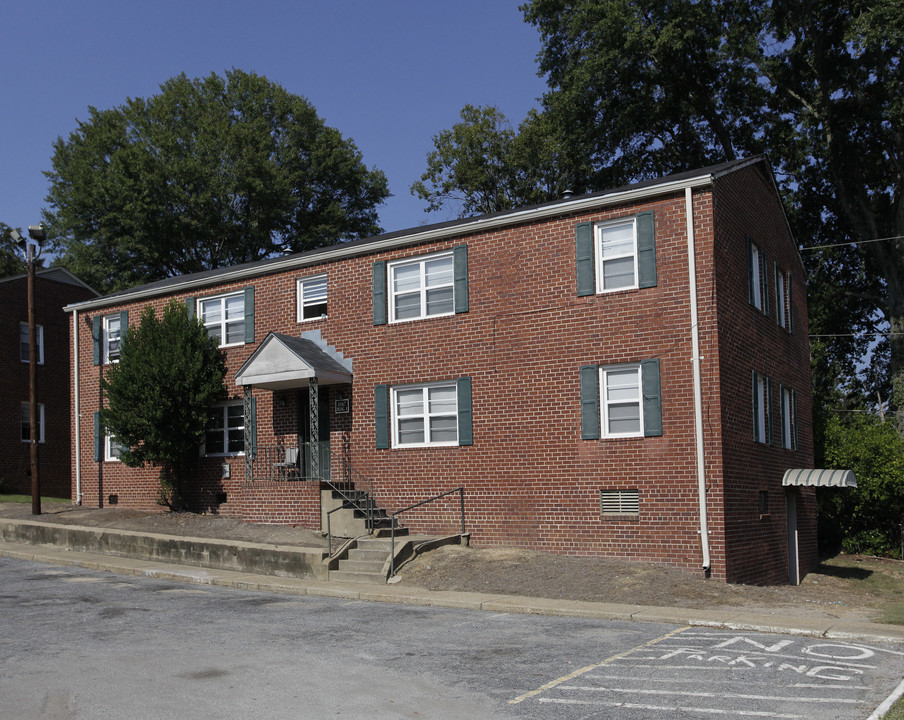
[{"x1": 2, "y1": 510, "x2": 903, "y2": 645}]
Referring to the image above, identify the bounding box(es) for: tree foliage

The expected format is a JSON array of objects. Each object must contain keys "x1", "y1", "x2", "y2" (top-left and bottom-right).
[
  {"x1": 100, "y1": 300, "x2": 227, "y2": 509},
  {"x1": 416, "y1": 0, "x2": 904, "y2": 422},
  {"x1": 0, "y1": 223, "x2": 27, "y2": 278},
  {"x1": 819, "y1": 414, "x2": 904, "y2": 558},
  {"x1": 45, "y1": 69, "x2": 390, "y2": 294}
]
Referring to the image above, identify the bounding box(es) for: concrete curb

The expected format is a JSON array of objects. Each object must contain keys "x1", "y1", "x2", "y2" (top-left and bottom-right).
[{"x1": 2, "y1": 536, "x2": 903, "y2": 644}]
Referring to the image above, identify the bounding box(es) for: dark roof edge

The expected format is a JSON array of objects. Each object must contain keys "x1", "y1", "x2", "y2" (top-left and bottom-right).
[
  {"x1": 65, "y1": 155, "x2": 767, "y2": 313},
  {"x1": 1, "y1": 266, "x2": 100, "y2": 295}
]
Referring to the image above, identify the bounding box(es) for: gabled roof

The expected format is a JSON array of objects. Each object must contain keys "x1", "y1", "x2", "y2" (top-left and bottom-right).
[
  {"x1": 235, "y1": 333, "x2": 353, "y2": 390},
  {"x1": 1, "y1": 266, "x2": 99, "y2": 294},
  {"x1": 65, "y1": 155, "x2": 773, "y2": 313}
]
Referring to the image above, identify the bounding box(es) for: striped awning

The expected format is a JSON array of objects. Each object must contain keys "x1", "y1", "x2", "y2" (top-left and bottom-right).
[{"x1": 782, "y1": 468, "x2": 857, "y2": 488}]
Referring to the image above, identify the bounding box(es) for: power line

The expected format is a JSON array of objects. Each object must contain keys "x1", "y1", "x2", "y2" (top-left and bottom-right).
[
  {"x1": 810, "y1": 332, "x2": 904, "y2": 338},
  {"x1": 799, "y1": 234, "x2": 904, "y2": 251}
]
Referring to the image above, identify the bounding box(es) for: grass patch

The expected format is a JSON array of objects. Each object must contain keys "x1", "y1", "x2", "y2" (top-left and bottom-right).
[
  {"x1": 0, "y1": 494, "x2": 69, "y2": 504},
  {"x1": 820, "y1": 554, "x2": 904, "y2": 625},
  {"x1": 883, "y1": 697, "x2": 904, "y2": 720}
]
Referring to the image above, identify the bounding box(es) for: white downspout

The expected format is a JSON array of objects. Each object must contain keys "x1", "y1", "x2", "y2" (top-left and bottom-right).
[
  {"x1": 686, "y1": 187, "x2": 711, "y2": 571},
  {"x1": 73, "y1": 309, "x2": 82, "y2": 504}
]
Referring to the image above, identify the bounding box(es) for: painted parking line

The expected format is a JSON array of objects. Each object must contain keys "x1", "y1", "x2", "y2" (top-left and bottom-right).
[{"x1": 511, "y1": 627, "x2": 903, "y2": 718}]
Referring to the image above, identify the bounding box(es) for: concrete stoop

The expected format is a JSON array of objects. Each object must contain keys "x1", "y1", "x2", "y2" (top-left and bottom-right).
[
  {"x1": 328, "y1": 534, "x2": 468, "y2": 585},
  {"x1": 0, "y1": 518, "x2": 330, "y2": 581}
]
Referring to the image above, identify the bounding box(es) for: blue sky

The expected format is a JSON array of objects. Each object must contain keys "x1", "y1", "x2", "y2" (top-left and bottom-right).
[{"x1": 1, "y1": 1, "x2": 546, "y2": 240}]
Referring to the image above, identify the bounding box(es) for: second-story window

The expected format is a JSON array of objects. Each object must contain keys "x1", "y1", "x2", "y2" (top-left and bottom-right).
[
  {"x1": 297, "y1": 274, "x2": 328, "y2": 321},
  {"x1": 104, "y1": 314, "x2": 122, "y2": 363},
  {"x1": 389, "y1": 252, "x2": 454, "y2": 322},
  {"x1": 199, "y1": 293, "x2": 245, "y2": 347},
  {"x1": 19, "y1": 322, "x2": 44, "y2": 364}
]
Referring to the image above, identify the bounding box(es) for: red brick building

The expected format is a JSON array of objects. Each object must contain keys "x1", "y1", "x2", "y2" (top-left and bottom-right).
[
  {"x1": 66, "y1": 156, "x2": 821, "y2": 584},
  {"x1": 1, "y1": 268, "x2": 97, "y2": 498}
]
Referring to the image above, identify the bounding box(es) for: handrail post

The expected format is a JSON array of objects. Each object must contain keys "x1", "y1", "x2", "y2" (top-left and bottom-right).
[{"x1": 460, "y1": 487, "x2": 465, "y2": 535}]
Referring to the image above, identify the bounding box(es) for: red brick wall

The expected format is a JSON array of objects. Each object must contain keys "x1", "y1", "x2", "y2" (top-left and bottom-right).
[
  {"x1": 0, "y1": 274, "x2": 95, "y2": 498},
  {"x1": 71, "y1": 163, "x2": 813, "y2": 583},
  {"x1": 711, "y1": 163, "x2": 815, "y2": 584}
]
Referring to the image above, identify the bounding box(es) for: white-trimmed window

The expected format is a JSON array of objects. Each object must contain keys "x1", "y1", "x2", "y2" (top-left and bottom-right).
[
  {"x1": 199, "y1": 293, "x2": 245, "y2": 347},
  {"x1": 297, "y1": 274, "x2": 328, "y2": 322},
  {"x1": 19, "y1": 323, "x2": 44, "y2": 364},
  {"x1": 748, "y1": 237, "x2": 769, "y2": 315},
  {"x1": 20, "y1": 402, "x2": 45, "y2": 443},
  {"x1": 600, "y1": 365, "x2": 644, "y2": 438},
  {"x1": 392, "y1": 382, "x2": 458, "y2": 447},
  {"x1": 753, "y1": 370, "x2": 772, "y2": 444},
  {"x1": 595, "y1": 217, "x2": 638, "y2": 292},
  {"x1": 389, "y1": 252, "x2": 454, "y2": 322},
  {"x1": 204, "y1": 402, "x2": 244, "y2": 455},
  {"x1": 103, "y1": 314, "x2": 123, "y2": 363},
  {"x1": 780, "y1": 385, "x2": 797, "y2": 450},
  {"x1": 105, "y1": 435, "x2": 126, "y2": 461}
]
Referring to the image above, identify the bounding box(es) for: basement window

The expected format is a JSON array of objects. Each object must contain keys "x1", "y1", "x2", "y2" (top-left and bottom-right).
[{"x1": 600, "y1": 489, "x2": 639, "y2": 517}]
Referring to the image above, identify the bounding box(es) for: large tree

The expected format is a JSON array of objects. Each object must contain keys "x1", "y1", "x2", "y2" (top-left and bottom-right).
[
  {"x1": 101, "y1": 300, "x2": 227, "y2": 509},
  {"x1": 416, "y1": 1, "x2": 903, "y2": 420},
  {"x1": 45, "y1": 69, "x2": 390, "y2": 294}
]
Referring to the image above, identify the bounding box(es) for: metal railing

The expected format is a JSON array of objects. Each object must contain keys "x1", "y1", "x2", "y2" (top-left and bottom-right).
[
  {"x1": 324, "y1": 450, "x2": 378, "y2": 554},
  {"x1": 247, "y1": 442, "x2": 332, "y2": 482},
  {"x1": 390, "y1": 487, "x2": 466, "y2": 577}
]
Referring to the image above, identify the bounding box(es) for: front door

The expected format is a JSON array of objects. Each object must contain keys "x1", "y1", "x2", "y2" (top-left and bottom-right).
[{"x1": 297, "y1": 386, "x2": 330, "y2": 480}]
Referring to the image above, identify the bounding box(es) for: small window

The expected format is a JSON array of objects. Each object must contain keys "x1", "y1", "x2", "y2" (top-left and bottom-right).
[
  {"x1": 19, "y1": 323, "x2": 44, "y2": 365},
  {"x1": 389, "y1": 252, "x2": 454, "y2": 323},
  {"x1": 748, "y1": 238, "x2": 769, "y2": 314},
  {"x1": 600, "y1": 489, "x2": 639, "y2": 517},
  {"x1": 103, "y1": 314, "x2": 122, "y2": 363},
  {"x1": 105, "y1": 435, "x2": 127, "y2": 462},
  {"x1": 392, "y1": 382, "x2": 458, "y2": 447},
  {"x1": 759, "y1": 490, "x2": 769, "y2": 515},
  {"x1": 20, "y1": 402, "x2": 45, "y2": 443},
  {"x1": 204, "y1": 402, "x2": 245, "y2": 455},
  {"x1": 780, "y1": 385, "x2": 797, "y2": 450},
  {"x1": 297, "y1": 274, "x2": 327, "y2": 322},
  {"x1": 600, "y1": 365, "x2": 643, "y2": 438},
  {"x1": 595, "y1": 218, "x2": 638, "y2": 292},
  {"x1": 753, "y1": 370, "x2": 772, "y2": 444},
  {"x1": 199, "y1": 293, "x2": 245, "y2": 347}
]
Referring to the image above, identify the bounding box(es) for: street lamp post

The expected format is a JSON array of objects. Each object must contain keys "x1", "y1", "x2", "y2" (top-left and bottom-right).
[{"x1": 10, "y1": 225, "x2": 45, "y2": 515}]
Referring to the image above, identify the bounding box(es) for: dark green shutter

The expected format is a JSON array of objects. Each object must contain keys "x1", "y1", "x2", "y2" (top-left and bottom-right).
[
  {"x1": 453, "y1": 245, "x2": 469, "y2": 314},
  {"x1": 373, "y1": 261, "x2": 387, "y2": 325},
  {"x1": 244, "y1": 287, "x2": 255, "y2": 344},
  {"x1": 766, "y1": 376, "x2": 773, "y2": 444},
  {"x1": 575, "y1": 222, "x2": 595, "y2": 297},
  {"x1": 641, "y1": 359, "x2": 662, "y2": 437},
  {"x1": 780, "y1": 384, "x2": 787, "y2": 448},
  {"x1": 774, "y1": 262, "x2": 781, "y2": 326},
  {"x1": 791, "y1": 390, "x2": 798, "y2": 450},
  {"x1": 119, "y1": 310, "x2": 128, "y2": 342},
  {"x1": 746, "y1": 235, "x2": 755, "y2": 306},
  {"x1": 185, "y1": 296, "x2": 195, "y2": 320},
  {"x1": 374, "y1": 384, "x2": 389, "y2": 449},
  {"x1": 92, "y1": 316, "x2": 102, "y2": 365},
  {"x1": 752, "y1": 370, "x2": 760, "y2": 442},
  {"x1": 637, "y1": 211, "x2": 657, "y2": 288},
  {"x1": 580, "y1": 365, "x2": 600, "y2": 439},
  {"x1": 93, "y1": 411, "x2": 102, "y2": 461},
  {"x1": 761, "y1": 250, "x2": 769, "y2": 317},
  {"x1": 457, "y1": 376, "x2": 473, "y2": 446},
  {"x1": 787, "y1": 274, "x2": 794, "y2": 334}
]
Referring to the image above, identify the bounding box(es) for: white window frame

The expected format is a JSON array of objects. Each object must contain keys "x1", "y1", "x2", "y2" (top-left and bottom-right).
[
  {"x1": 203, "y1": 402, "x2": 245, "y2": 456},
  {"x1": 105, "y1": 434, "x2": 126, "y2": 462},
  {"x1": 754, "y1": 373, "x2": 769, "y2": 444},
  {"x1": 103, "y1": 314, "x2": 122, "y2": 364},
  {"x1": 198, "y1": 293, "x2": 245, "y2": 348},
  {"x1": 391, "y1": 382, "x2": 458, "y2": 448},
  {"x1": 595, "y1": 217, "x2": 638, "y2": 293},
  {"x1": 388, "y1": 252, "x2": 455, "y2": 323},
  {"x1": 20, "y1": 402, "x2": 45, "y2": 444},
  {"x1": 775, "y1": 266, "x2": 789, "y2": 329},
  {"x1": 600, "y1": 364, "x2": 644, "y2": 438},
  {"x1": 781, "y1": 386, "x2": 795, "y2": 450},
  {"x1": 19, "y1": 322, "x2": 44, "y2": 365},
  {"x1": 297, "y1": 274, "x2": 328, "y2": 322}
]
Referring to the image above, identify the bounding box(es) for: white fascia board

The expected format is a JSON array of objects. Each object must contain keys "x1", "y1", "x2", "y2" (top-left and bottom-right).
[{"x1": 64, "y1": 173, "x2": 715, "y2": 314}]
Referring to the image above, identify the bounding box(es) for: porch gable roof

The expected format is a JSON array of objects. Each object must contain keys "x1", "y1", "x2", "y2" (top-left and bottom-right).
[{"x1": 235, "y1": 332, "x2": 352, "y2": 390}]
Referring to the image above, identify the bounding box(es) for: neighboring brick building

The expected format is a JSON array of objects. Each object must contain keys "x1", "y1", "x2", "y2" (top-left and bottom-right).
[
  {"x1": 66, "y1": 156, "x2": 825, "y2": 584},
  {"x1": 0, "y1": 267, "x2": 97, "y2": 498}
]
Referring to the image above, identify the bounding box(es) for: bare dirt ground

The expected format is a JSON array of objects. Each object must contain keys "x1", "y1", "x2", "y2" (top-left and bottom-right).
[{"x1": 3, "y1": 502, "x2": 903, "y2": 625}]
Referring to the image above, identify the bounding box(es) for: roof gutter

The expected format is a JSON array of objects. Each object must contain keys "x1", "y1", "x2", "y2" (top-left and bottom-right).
[{"x1": 64, "y1": 174, "x2": 716, "y2": 314}]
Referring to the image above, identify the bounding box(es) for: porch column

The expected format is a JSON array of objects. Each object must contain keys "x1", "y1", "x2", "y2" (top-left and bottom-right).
[
  {"x1": 309, "y1": 377, "x2": 319, "y2": 479},
  {"x1": 243, "y1": 386, "x2": 254, "y2": 480}
]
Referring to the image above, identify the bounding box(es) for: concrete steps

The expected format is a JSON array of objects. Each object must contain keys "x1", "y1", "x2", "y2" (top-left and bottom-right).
[{"x1": 329, "y1": 537, "x2": 393, "y2": 584}]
